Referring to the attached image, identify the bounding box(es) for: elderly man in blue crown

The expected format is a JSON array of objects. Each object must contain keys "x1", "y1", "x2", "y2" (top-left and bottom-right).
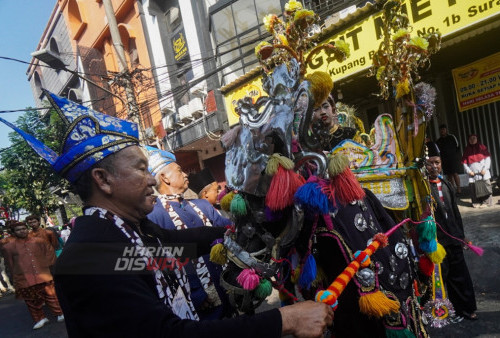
[
  {"x1": 145, "y1": 146, "x2": 234, "y2": 320},
  {"x1": 0, "y1": 90, "x2": 332, "y2": 337}
]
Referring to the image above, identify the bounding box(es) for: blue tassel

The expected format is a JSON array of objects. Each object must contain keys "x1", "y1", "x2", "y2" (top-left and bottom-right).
[
  {"x1": 294, "y1": 182, "x2": 330, "y2": 214},
  {"x1": 419, "y1": 239, "x2": 437, "y2": 253},
  {"x1": 298, "y1": 254, "x2": 317, "y2": 290}
]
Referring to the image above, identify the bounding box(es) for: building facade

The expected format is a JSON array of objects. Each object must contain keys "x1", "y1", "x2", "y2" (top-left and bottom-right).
[
  {"x1": 29, "y1": 0, "x2": 163, "y2": 146},
  {"x1": 220, "y1": 0, "x2": 500, "y2": 178}
]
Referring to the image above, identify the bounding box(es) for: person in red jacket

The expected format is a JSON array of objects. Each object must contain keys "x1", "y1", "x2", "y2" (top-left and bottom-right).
[{"x1": 1, "y1": 220, "x2": 64, "y2": 329}]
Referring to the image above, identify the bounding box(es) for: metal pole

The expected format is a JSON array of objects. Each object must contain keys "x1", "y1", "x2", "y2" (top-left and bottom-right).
[{"x1": 102, "y1": 0, "x2": 146, "y2": 142}]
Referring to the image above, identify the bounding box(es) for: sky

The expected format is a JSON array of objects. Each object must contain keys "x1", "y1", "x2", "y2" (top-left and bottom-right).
[{"x1": 0, "y1": 1, "x2": 56, "y2": 154}]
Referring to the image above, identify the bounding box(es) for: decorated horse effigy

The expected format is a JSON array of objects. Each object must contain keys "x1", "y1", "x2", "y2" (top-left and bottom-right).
[{"x1": 209, "y1": 0, "x2": 474, "y2": 336}]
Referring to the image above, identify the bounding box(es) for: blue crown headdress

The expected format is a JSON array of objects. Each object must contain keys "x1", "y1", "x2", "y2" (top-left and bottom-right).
[
  {"x1": 0, "y1": 90, "x2": 139, "y2": 183},
  {"x1": 145, "y1": 146, "x2": 176, "y2": 177}
]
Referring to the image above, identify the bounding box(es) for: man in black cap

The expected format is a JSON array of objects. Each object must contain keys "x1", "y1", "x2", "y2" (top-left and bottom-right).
[
  {"x1": 425, "y1": 142, "x2": 478, "y2": 321},
  {"x1": 188, "y1": 168, "x2": 220, "y2": 207},
  {"x1": 436, "y1": 124, "x2": 462, "y2": 194}
]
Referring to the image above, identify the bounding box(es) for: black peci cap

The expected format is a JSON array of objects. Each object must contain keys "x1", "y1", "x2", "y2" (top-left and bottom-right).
[{"x1": 188, "y1": 168, "x2": 216, "y2": 194}]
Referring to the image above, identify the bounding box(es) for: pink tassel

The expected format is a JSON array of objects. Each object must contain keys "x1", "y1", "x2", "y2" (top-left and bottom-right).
[
  {"x1": 435, "y1": 220, "x2": 485, "y2": 257},
  {"x1": 266, "y1": 166, "x2": 304, "y2": 211},
  {"x1": 237, "y1": 268, "x2": 260, "y2": 290},
  {"x1": 467, "y1": 242, "x2": 484, "y2": 256}
]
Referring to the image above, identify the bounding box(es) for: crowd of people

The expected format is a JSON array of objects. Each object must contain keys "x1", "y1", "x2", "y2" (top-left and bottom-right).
[{"x1": 0, "y1": 92, "x2": 492, "y2": 336}]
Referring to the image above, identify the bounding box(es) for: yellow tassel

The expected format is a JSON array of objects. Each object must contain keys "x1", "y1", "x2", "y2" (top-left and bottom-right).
[
  {"x1": 209, "y1": 243, "x2": 227, "y2": 265},
  {"x1": 328, "y1": 153, "x2": 350, "y2": 177},
  {"x1": 265, "y1": 153, "x2": 294, "y2": 175},
  {"x1": 427, "y1": 242, "x2": 446, "y2": 264},
  {"x1": 304, "y1": 71, "x2": 334, "y2": 108},
  {"x1": 311, "y1": 266, "x2": 327, "y2": 288},
  {"x1": 291, "y1": 266, "x2": 301, "y2": 284},
  {"x1": 358, "y1": 291, "x2": 400, "y2": 318},
  {"x1": 220, "y1": 191, "x2": 235, "y2": 211}
]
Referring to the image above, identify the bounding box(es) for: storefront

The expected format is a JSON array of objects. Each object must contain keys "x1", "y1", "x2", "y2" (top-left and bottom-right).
[{"x1": 221, "y1": 0, "x2": 500, "y2": 176}]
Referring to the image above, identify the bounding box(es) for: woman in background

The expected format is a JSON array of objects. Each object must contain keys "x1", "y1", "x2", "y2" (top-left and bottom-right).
[{"x1": 462, "y1": 134, "x2": 493, "y2": 208}]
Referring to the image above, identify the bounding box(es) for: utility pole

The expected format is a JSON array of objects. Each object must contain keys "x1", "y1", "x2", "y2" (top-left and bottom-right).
[{"x1": 102, "y1": 0, "x2": 146, "y2": 142}]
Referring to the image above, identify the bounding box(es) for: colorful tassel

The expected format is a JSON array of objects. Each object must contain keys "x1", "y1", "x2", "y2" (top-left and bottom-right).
[
  {"x1": 230, "y1": 193, "x2": 247, "y2": 216},
  {"x1": 209, "y1": 243, "x2": 227, "y2": 265},
  {"x1": 291, "y1": 266, "x2": 301, "y2": 284},
  {"x1": 299, "y1": 254, "x2": 317, "y2": 290},
  {"x1": 358, "y1": 291, "x2": 400, "y2": 318},
  {"x1": 385, "y1": 328, "x2": 416, "y2": 338},
  {"x1": 419, "y1": 239, "x2": 437, "y2": 253},
  {"x1": 266, "y1": 166, "x2": 304, "y2": 211},
  {"x1": 467, "y1": 242, "x2": 484, "y2": 256},
  {"x1": 329, "y1": 168, "x2": 365, "y2": 205},
  {"x1": 427, "y1": 243, "x2": 446, "y2": 264},
  {"x1": 417, "y1": 216, "x2": 436, "y2": 242},
  {"x1": 327, "y1": 153, "x2": 350, "y2": 177},
  {"x1": 236, "y1": 268, "x2": 260, "y2": 290},
  {"x1": 373, "y1": 233, "x2": 389, "y2": 248},
  {"x1": 418, "y1": 255, "x2": 434, "y2": 277},
  {"x1": 311, "y1": 266, "x2": 326, "y2": 288},
  {"x1": 265, "y1": 153, "x2": 294, "y2": 175},
  {"x1": 254, "y1": 279, "x2": 273, "y2": 299},
  {"x1": 294, "y1": 181, "x2": 330, "y2": 214},
  {"x1": 217, "y1": 187, "x2": 229, "y2": 203},
  {"x1": 265, "y1": 207, "x2": 283, "y2": 221},
  {"x1": 220, "y1": 191, "x2": 234, "y2": 211}
]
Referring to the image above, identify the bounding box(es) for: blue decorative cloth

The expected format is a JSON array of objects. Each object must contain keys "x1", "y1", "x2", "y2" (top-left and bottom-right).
[
  {"x1": 145, "y1": 146, "x2": 176, "y2": 177},
  {"x1": 147, "y1": 198, "x2": 233, "y2": 320},
  {"x1": 148, "y1": 198, "x2": 232, "y2": 230},
  {"x1": 0, "y1": 90, "x2": 139, "y2": 183}
]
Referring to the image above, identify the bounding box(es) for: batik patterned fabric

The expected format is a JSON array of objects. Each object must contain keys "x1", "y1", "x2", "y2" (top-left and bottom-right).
[
  {"x1": 158, "y1": 195, "x2": 222, "y2": 308},
  {"x1": 85, "y1": 207, "x2": 198, "y2": 320},
  {"x1": 145, "y1": 146, "x2": 176, "y2": 177},
  {"x1": 0, "y1": 91, "x2": 139, "y2": 183}
]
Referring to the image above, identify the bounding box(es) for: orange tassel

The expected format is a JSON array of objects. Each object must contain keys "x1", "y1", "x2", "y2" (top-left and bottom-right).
[{"x1": 358, "y1": 291, "x2": 400, "y2": 318}]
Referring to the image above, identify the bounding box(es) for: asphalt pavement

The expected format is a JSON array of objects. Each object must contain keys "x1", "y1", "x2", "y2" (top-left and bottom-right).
[{"x1": 0, "y1": 185, "x2": 499, "y2": 337}]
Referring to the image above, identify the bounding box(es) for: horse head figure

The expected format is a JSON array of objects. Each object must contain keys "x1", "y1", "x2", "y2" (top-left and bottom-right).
[{"x1": 213, "y1": 2, "x2": 349, "y2": 313}]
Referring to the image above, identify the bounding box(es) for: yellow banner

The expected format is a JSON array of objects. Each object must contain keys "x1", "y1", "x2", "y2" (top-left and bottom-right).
[
  {"x1": 452, "y1": 51, "x2": 500, "y2": 111},
  {"x1": 223, "y1": 1, "x2": 500, "y2": 125},
  {"x1": 223, "y1": 77, "x2": 263, "y2": 126}
]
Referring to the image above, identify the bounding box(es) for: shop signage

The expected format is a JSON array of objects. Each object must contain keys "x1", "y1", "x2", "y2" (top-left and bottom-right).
[
  {"x1": 224, "y1": 77, "x2": 263, "y2": 126},
  {"x1": 452, "y1": 51, "x2": 500, "y2": 111},
  {"x1": 224, "y1": 1, "x2": 500, "y2": 125},
  {"x1": 172, "y1": 29, "x2": 188, "y2": 62}
]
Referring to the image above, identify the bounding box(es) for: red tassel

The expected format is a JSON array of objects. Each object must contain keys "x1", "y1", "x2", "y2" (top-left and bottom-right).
[
  {"x1": 418, "y1": 255, "x2": 434, "y2": 277},
  {"x1": 467, "y1": 242, "x2": 484, "y2": 256},
  {"x1": 330, "y1": 168, "x2": 365, "y2": 205},
  {"x1": 266, "y1": 166, "x2": 304, "y2": 211}
]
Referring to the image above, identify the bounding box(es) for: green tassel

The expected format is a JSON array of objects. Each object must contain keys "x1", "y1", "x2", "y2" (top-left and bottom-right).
[
  {"x1": 265, "y1": 153, "x2": 294, "y2": 175},
  {"x1": 254, "y1": 279, "x2": 273, "y2": 299},
  {"x1": 385, "y1": 328, "x2": 416, "y2": 338},
  {"x1": 220, "y1": 191, "x2": 235, "y2": 211},
  {"x1": 417, "y1": 216, "x2": 436, "y2": 242},
  {"x1": 328, "y1": 153, "x2": 350, "y2": 177},
  {"x1": 230, "y1": 194, "x2": 247, "y2": 216}
]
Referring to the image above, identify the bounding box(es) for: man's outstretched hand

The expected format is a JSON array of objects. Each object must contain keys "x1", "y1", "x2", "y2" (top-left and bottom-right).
[{"x1": 279, "y1": 300, "x2": 334, "y2": 337}]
